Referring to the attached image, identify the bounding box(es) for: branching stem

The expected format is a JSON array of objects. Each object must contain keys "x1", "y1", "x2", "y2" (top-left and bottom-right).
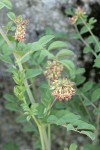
[
  {"x1": 0, "y1": 26, "x2": 35, "y2": 103},
  {"x1": 74, "y1": 24, "x2": 97, "y2": 57}
]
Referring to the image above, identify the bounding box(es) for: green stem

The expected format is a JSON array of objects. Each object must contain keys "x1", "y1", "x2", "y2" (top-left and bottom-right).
[
  {"x1": 38, "y1": 124, "x2": 51, "y2": 150},
  {"x1": 79, "y1": 95, "x2": 93, "y2": 122},
  {"x1": 81, "y1": 93, "x2": 97, "y2": 109},
  {"x1": 80, "y1": 17, "x2": 100, "y2": 54},
  {"x1": 30, "y1": 78, "x2": 38, "y2": 102},
  {"x1": 48, "y1": 124, "x2": 51, "y2": 150},
  {"x1": 32, "y1": 116, "x2": 46, "y2": 150},
  {"x1": 17, "y1": 61, "x2": 35, "y2": 103},
  {"x1": 32, "y1": 114, "x2": 50, "y2": 150},
  {"x1": 93, "y1": 103, "x2": 100, "y2": 145},
  {"x1": 74, "y1": 24, "x2": 97, "y2": 57},
  {"x1": 42, "y1": 126, "x2": 51, "y2": 150},
  {"x1": 38, "y1": 126, "x2": 46, "y2": 150},
  {"x1": 47, "y1": 99, "x2": 56, "y2": 114},
  {"x1": 0, "y1": 26, "x2": 35, "y2": 103}
]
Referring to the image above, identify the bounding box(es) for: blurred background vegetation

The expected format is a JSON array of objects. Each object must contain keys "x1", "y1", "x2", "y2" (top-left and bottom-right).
[{"x1": 0, "y1": 0, "x2": 100, "y2": 150}]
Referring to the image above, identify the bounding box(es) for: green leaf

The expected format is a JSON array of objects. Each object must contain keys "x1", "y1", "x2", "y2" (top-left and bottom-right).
[
  {"x1": 45, "y1": 27, "x2": 54, "y2": 35},
  {"x1": 26, "y1": 69, "x2": 42, "y2": 79},
  {"x1": 83, "y1": 99, "x2": 92, "y2": 107},
  {"x1": 47, "y1": 110, "x2": 81, "y2": 125},
  {"x1": 34, "y1": 141, "x2": 41, "y2": 149},
  {"x1": 5, "y1": 103, "x2": 20, "y2": 112},
  {"x1": 39, "y1": 82, "x2": 53, "y2": 107},
  {"x1": 93, "y1": 108, "x2": 100, "y2": 115},
  {"x1": 0, "y1": 55, "x2": 12, "y2": 64},
  {"x1": 27, "y1": 42, "x2": 44, "y2": 51},
  {"x1": 4, "y1": 94, "x2": 18, "y2": 102},
  {"x1": 94, "y1": 43, "x2": 100, "y2": 52},
  {"x1": 74, "y1": 120, "x2": 95, "y2": 131},
  {"x1": 2, "y1": 42, "x2": 14, "y2": 55},
  {"x1": 85, "y1": 36, "x2": 95, "y2": 44},
  {"x1": 67, "y1": 124, "x2": 74, "y2": 131},
  {"x1": 26, "y1": 116, "x2": 31, "y2": 122},
  {"x1": 83, "y1": 46, "x2": 93, "y2": 54},
  {"x1": 37, "y1": 103, "x2": 45, "y2": 118},
  {"x1": 76, "y1": 75, "x2": 86, "y2": 85},
  {"x1": 31, "y1": 103, "x2": 39, "y2": 115},
  {"x1": 80, "y1": 131, "x2": 95, "y2": 140},
  {"x1": 70, "y1": 32, "x2": 80, "y2": 39},
  {"x1": 56, "y1": 114, "x2": 80, "y2": 126},
  {"x1": 82, "y1": 81, "x2": 94, "y2": 92},
  {"x1": 48, "y1": 41, "x2": 67, "y2": 51},
  {"x1": 4, "y1": 21, "x2": 13, "y2": 31},
  {"x1": 64, "y1": 148, "x2": 68, "y2": 150},
  {"x1": 7, "y1": 12, "x2": 16, "y2": 20},
  {"x1": 89, "y1": 17, "x2": 97, "y2": 24},
  {"x1": 80, "y1": 26, "x2": 89, "y2": 34},
  {"x1": 3, "y1": 142, "x2": 19, "y2": 150},
  {"x1": 21, "y1": 54, "x2": 30, "y2": 63},
  {"x1": 65, "y1": 8, "x2": 74, "y2": 15},
  {"x1": 1, "y1": 0, "x2": 12, "y2": 9},
  {"x1": 60, "y1": 60, "x2": 75, "y2": 71},
  {"x1": 83, "y1": 144, "x2": 100, "y2": 150},
  {"x1": 69, "y1": 143, "x2": 77, "y2": 150},
  {"x1": 91, "y1": 88, "x2": 100, "y2": 102},
  {"x1": 76, "y1": 18, "x2": 85, "y2": 25},
  {"x1": 39, "y1": 35, "x2": 55, "y2": 46},
  {"x1": 60, "y1": 59, "x2": 76, "y2": 79},
  {"x1": 94, "y1": 55, "x2": 100, "y2": 68},
  {"x1": 76, "y1": 68, "x2": 85, "y2": 75},
  {"x1": 38, "y1": 50, "x2": 54, "y2": 63},
  {"x1": 56, "y1": 49, "x2": 74, "y2": 58},
  {"x1": 47, "y1": 115, "x2": 58, "y2": 123},
  {"x1": 16, "y1": 114, "x2": 27, "y2": 123},
  {"x1": 0, "y1": 2, "x2": 5, "y2": 9},
  {"x1": 23, "y1": 124, "x2": 36, "y2": 132},
  {"x1": 21, "y1": 103, "x2": 29, "y2": 112},
  {"x1": 47, "y1": 110, "x2": 95, "y2": 140}
]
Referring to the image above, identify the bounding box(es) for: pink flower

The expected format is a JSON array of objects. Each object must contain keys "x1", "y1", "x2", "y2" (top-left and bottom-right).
[
  {"x1": 14, "y1": 16, "x2": 28, "y2": 42},
  {"x1": 50, "y1": 78, "x2": 76, "y2": 101},
  {"x1": 44, "y1": 61, "x2": 64, "y2": 81}
]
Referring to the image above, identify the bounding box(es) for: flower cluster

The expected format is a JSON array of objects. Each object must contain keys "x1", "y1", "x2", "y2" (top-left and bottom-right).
[
  {"x1": 50, "y1": 78, "x2": 76, "y2": 101},
  {"x1": 75, "y1": 7, "x2": 86, "y2": 17},
  {"x1": 14, "y1": 16, "x2": 28, "y2": 42},
  {"x1": 44, "y1": 61, "x2": 64, "y2": 81},
  {"x1": 44, "y1": 60, "x2": 76, "y2": 101},
  {"x1": 69, "y1": 7, "x2": 86, "y2": 25}
]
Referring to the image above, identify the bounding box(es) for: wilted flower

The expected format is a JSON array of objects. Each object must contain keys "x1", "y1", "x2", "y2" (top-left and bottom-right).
[
  {"x1": 14, "y1": 16, "x2": 28, "y2": 42},
  {"x1": 69, "y1": 16, "x2": 78, "y2": 25},
  {"x1": 44, "y1": 61, "x2": 64, "y2": 81},
  {"x1": 50, "y1": 78, "x2": 76, "y2": 101}
]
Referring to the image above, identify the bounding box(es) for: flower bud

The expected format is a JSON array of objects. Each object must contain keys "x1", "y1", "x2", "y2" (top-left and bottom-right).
[{"x1": 69, "y1": 16, "x2": 78, "y2": 25}]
